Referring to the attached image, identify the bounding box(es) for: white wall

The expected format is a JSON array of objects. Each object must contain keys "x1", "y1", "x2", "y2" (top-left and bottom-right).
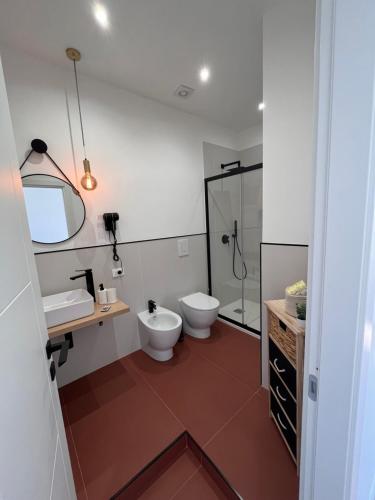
[
  {"x1": 236, "y1": 124, "x2": 262, "y2": 151},
  {"x1": 262, "y1": 0, "x2": 315, "y2": 245},
  {"x1": 1, "y1": 46, "x2": 237, "y2": 252},
  {"x1": 203, "y1": 142, "x2": 240, "y2": 178},
  {"x1": 260, "y1": 0, "x2": 315, "y2": 387},
  {"x1": 239, "y1": 145, "x2": 263, "y2": 167}
]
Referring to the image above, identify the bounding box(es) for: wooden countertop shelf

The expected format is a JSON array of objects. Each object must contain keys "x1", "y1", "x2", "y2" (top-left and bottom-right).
[
  {"x1": 47, "y1": 300, "x2": 130, "y2": 339},
  {"x1": 264, "y1": 299, "x2": 305, "y2": 337}
]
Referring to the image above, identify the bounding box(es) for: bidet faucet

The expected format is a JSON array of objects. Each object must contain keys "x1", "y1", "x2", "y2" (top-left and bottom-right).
[
  {"x1": 70, "y1": 269, "x2": 96, "y2": 302},
  {"x1": 148, "y1": 300, "x2": 157, "y2": 314}
]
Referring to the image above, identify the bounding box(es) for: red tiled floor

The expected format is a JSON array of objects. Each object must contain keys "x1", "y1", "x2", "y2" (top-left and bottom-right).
[
  {"x1": 61, "y1": 321, "x2": 298, "y2": 500},
  {"x1": 128, "y1": 341, "x2": 252, "y2": 445},
  {"x1": 65, "y1": 426, "x2": 87, "y2": 500},
  {"x1": 204, "y1": 389, "x2": 298, "y2": 500},
  {"x1": 138, "y1": 448, "x2": 200, "y2": 500},
  {"x1": 172, "y1": 467, "x2": 228, "y2": 500},
  {"x1": 61, "y1": 359, "x2": 183, "y2": 499},
  {"x1": 185, "y1": 321, "x2": 261, "y2": 390}
]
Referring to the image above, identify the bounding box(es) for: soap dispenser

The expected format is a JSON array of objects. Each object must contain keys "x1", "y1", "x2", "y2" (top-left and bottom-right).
[{"x1": 98, "y1": 284, "x2": 107, "y2": 305}]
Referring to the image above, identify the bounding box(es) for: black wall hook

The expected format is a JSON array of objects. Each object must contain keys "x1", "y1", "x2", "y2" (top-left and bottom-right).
[
  {"x1": 19, "y1": 138, "x2": 80, "y2": 195},
  {"x1": 31, "y1": 138, "x2": 48, "y2": 154}
]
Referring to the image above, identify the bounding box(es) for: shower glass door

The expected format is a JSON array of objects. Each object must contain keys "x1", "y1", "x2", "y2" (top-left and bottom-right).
[
  {"x1": 241, "y1": 168, "x2": 262, "y2": 331},
  {"x1": 206, "y1": 173, "x2": 244, "y2": 325},
  {"x1": 205, "y1": 165, "x2": 262, "y2": 334}
]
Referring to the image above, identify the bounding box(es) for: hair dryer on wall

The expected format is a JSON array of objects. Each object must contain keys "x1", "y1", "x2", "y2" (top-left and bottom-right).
[{"x1": 103, "y1": 213, "x2": 122, "y2": 268}]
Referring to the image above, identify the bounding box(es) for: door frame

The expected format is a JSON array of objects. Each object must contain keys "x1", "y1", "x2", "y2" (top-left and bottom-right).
[{"x1": 300, "y1": 0, "x2": 375, "y2": 497}]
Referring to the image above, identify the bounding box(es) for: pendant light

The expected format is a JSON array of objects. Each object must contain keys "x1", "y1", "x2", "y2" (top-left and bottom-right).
[{"x1": 66, "y1": 48, "x2": 98, "y2": 191}]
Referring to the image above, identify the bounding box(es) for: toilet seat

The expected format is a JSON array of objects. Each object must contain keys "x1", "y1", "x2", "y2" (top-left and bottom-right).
[{"x1": 180, "y1": 292, "x2": 219, "y2": 311}]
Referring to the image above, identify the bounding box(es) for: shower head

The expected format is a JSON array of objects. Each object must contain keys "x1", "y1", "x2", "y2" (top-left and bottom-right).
[{"x1": 221, "y1": 161, "x2": 241, "y2": 170}]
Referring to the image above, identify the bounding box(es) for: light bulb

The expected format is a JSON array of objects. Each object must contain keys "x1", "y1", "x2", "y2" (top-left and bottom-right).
[
  {"x1": 81, "y1": 159, "x2": 98, "y2": 191},
  {"x1": 81, "y1": 172, "x2": 98, "y2": 190}
]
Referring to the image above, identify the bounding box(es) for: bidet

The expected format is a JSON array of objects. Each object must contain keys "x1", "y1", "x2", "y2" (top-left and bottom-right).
[{"x1": 138, "y1": 306, "x2": 182, "y2": 362}]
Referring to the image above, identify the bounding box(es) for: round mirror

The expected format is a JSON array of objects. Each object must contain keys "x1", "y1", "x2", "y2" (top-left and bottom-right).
[{"x1": 22, "y1": 174, "x2": 86, "y2": 244}]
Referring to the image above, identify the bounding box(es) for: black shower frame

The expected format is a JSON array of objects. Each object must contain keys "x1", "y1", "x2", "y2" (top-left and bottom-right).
[{"x1": 204, "y1": 163, "x2": 263, "y2": 336}]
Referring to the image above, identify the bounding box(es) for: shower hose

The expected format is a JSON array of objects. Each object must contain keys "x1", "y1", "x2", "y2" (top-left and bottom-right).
[{"x1": 232, "y1": 232, "x2": 248, "y2": 281}]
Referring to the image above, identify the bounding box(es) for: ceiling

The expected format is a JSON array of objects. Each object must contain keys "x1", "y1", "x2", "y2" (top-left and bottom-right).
[{"x1": 0, "y1": 0, "x2": 274, "y2": 131}]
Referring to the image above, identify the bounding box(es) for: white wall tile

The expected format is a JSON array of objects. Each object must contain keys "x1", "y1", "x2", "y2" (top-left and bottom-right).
[{"x1": 35, "y1": 234, "x2": 207, "y2": 386}]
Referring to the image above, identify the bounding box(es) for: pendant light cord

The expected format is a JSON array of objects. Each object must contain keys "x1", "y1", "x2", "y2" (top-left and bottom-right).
[{"x1": 73, "y1": 60, "x2": 87, "y2": 158}]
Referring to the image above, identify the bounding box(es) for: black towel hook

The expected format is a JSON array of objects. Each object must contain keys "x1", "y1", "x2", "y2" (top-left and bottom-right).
[{"x1": 19, "y1": 138, "x2": 80, "y2": 195}]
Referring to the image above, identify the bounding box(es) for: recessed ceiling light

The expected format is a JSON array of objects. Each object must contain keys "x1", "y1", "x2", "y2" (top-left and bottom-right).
[
  {"x1": 93, "y1": 3, "x2": 109, "y2": 29},
  {"x1": 258, "y1": 102, "x2": 265, "y2": 111},
  {"x1": 199, "y1": 66, "x2": 211, "y2": 83}
]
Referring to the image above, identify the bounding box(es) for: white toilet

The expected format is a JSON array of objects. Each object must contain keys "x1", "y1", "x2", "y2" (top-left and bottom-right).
[
  {"x1": 138, "y1": 306, "x2": 182, "y2": 362},
  {"x1": 179, "y1": 292, "x2": 220, "y2": 339}
]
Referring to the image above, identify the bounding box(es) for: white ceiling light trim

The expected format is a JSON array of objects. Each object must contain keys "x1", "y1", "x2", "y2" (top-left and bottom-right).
[
  {"x1": 93, "y1": 3, "x2": 109, "y2": 29},
  {"x1": 199, "y1": 66, "x2": 211, "y2": 83}
]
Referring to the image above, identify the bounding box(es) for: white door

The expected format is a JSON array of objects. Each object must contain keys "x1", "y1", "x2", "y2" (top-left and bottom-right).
[
  {"x1": 300, "y1": 0, "x2": 375, "y2": 498},
  {"x1": 0, "y1": 55, "x2": 75, "y2": 499}
]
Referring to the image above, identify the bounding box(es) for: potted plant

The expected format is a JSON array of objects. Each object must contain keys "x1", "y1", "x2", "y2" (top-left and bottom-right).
[{"x1": 296, "y1": 302, "x2": 306, "y2": 328}]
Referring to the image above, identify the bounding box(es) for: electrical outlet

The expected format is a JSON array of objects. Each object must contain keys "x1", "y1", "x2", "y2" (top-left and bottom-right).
[
  {"x1": 177, "y1": 238, "x2": 189, "y2": 257},
  {"x1": 112, "y1": 267, "x2": 124, "y2": 278}
]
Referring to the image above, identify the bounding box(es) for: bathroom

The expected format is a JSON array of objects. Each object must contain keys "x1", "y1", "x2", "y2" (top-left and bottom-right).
[{"x1": 0, "y1": 0, "x2": 317, "y2": 499}]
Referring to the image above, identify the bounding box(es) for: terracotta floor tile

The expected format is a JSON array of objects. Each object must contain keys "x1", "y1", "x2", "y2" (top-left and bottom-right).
[
  {"x1": 61, "y1": 324, "x2": 297, "y2": 500},
  {"x1": 65, "y1": 424, "x2": 87, "y2": 500},
  {"x1": 185, "y1": 321, "x2": 261, "y2": 390},
  {"x1": 139, "y1": 448, "x2": 200, "y2": 500},
  {"x1": 62, "y1": 360, "x2": 183, "y2": 500},
  {"x1": 210, "y1": 321, "x2": 238, "y2": 338},
  {"x1": 128, "y1": 343, "x2": 252, "y2": 445},
  {"x1": 173, "y1": 467, "x2": 228, "y2": 500},
  {"x1": 204, "y1": 389, "x2": 298, "y2": 500}
]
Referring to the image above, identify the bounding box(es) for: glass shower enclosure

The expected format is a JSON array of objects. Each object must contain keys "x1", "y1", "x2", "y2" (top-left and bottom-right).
[{"x1": 205, "y1": 164, "x2": 262, "y2": 335}]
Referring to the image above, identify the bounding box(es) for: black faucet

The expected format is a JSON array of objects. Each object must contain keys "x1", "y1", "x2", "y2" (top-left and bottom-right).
[
  {"x1": 70, "y1": 269, "x2": 96, "y2": 302},
  {"x1": 148, "y1": 299, "x2": 157, "y2": 314}
]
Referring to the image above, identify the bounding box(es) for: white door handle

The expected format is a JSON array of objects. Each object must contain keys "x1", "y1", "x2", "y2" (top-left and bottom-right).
[
  {"x1": 277, "y1": 412, "x2": 288, "y2": 430},
  {"x1": 274, "y1": 358, "x2": 286, "y2": 373},
  {"x1": 276, "y1": 385, "x2": 287, "y2": 402}
]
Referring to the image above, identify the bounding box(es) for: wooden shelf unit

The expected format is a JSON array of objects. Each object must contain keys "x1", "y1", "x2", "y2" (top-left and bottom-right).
[
  {"x1": 47, "y1": 300, "x2": 130, "y2": 339},
  {"x1": 265, "y1": 299, "x2": 305, "y2": 472}
]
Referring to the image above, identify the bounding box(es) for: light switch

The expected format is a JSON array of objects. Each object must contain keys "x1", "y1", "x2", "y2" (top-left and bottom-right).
[{"x1": 177, "y1": 238, "x2": 189, "y2": 257}]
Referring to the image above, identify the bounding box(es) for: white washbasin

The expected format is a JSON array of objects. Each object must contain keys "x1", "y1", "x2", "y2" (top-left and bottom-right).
[{"x1": 43, "y1": 289, "x2": 95, "y2": 328}]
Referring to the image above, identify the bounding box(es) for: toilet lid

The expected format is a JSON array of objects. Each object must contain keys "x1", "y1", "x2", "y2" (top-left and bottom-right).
[{"x1": 181, "y1": 292, "x2": 219, "y2": 311}]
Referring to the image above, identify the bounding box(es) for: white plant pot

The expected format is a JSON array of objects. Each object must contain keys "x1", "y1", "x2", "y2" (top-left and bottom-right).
[
  {"x1": 285, "y1": 291, "x2": 307, "y2": 317},
  {"x1": 297, "y1": 318, "x2": 306, "y2": 328}
]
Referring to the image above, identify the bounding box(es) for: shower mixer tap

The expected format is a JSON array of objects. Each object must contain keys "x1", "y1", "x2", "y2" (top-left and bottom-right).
[{"x1": 221, "y1": 234, "x2": 230, "y2": 245}]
